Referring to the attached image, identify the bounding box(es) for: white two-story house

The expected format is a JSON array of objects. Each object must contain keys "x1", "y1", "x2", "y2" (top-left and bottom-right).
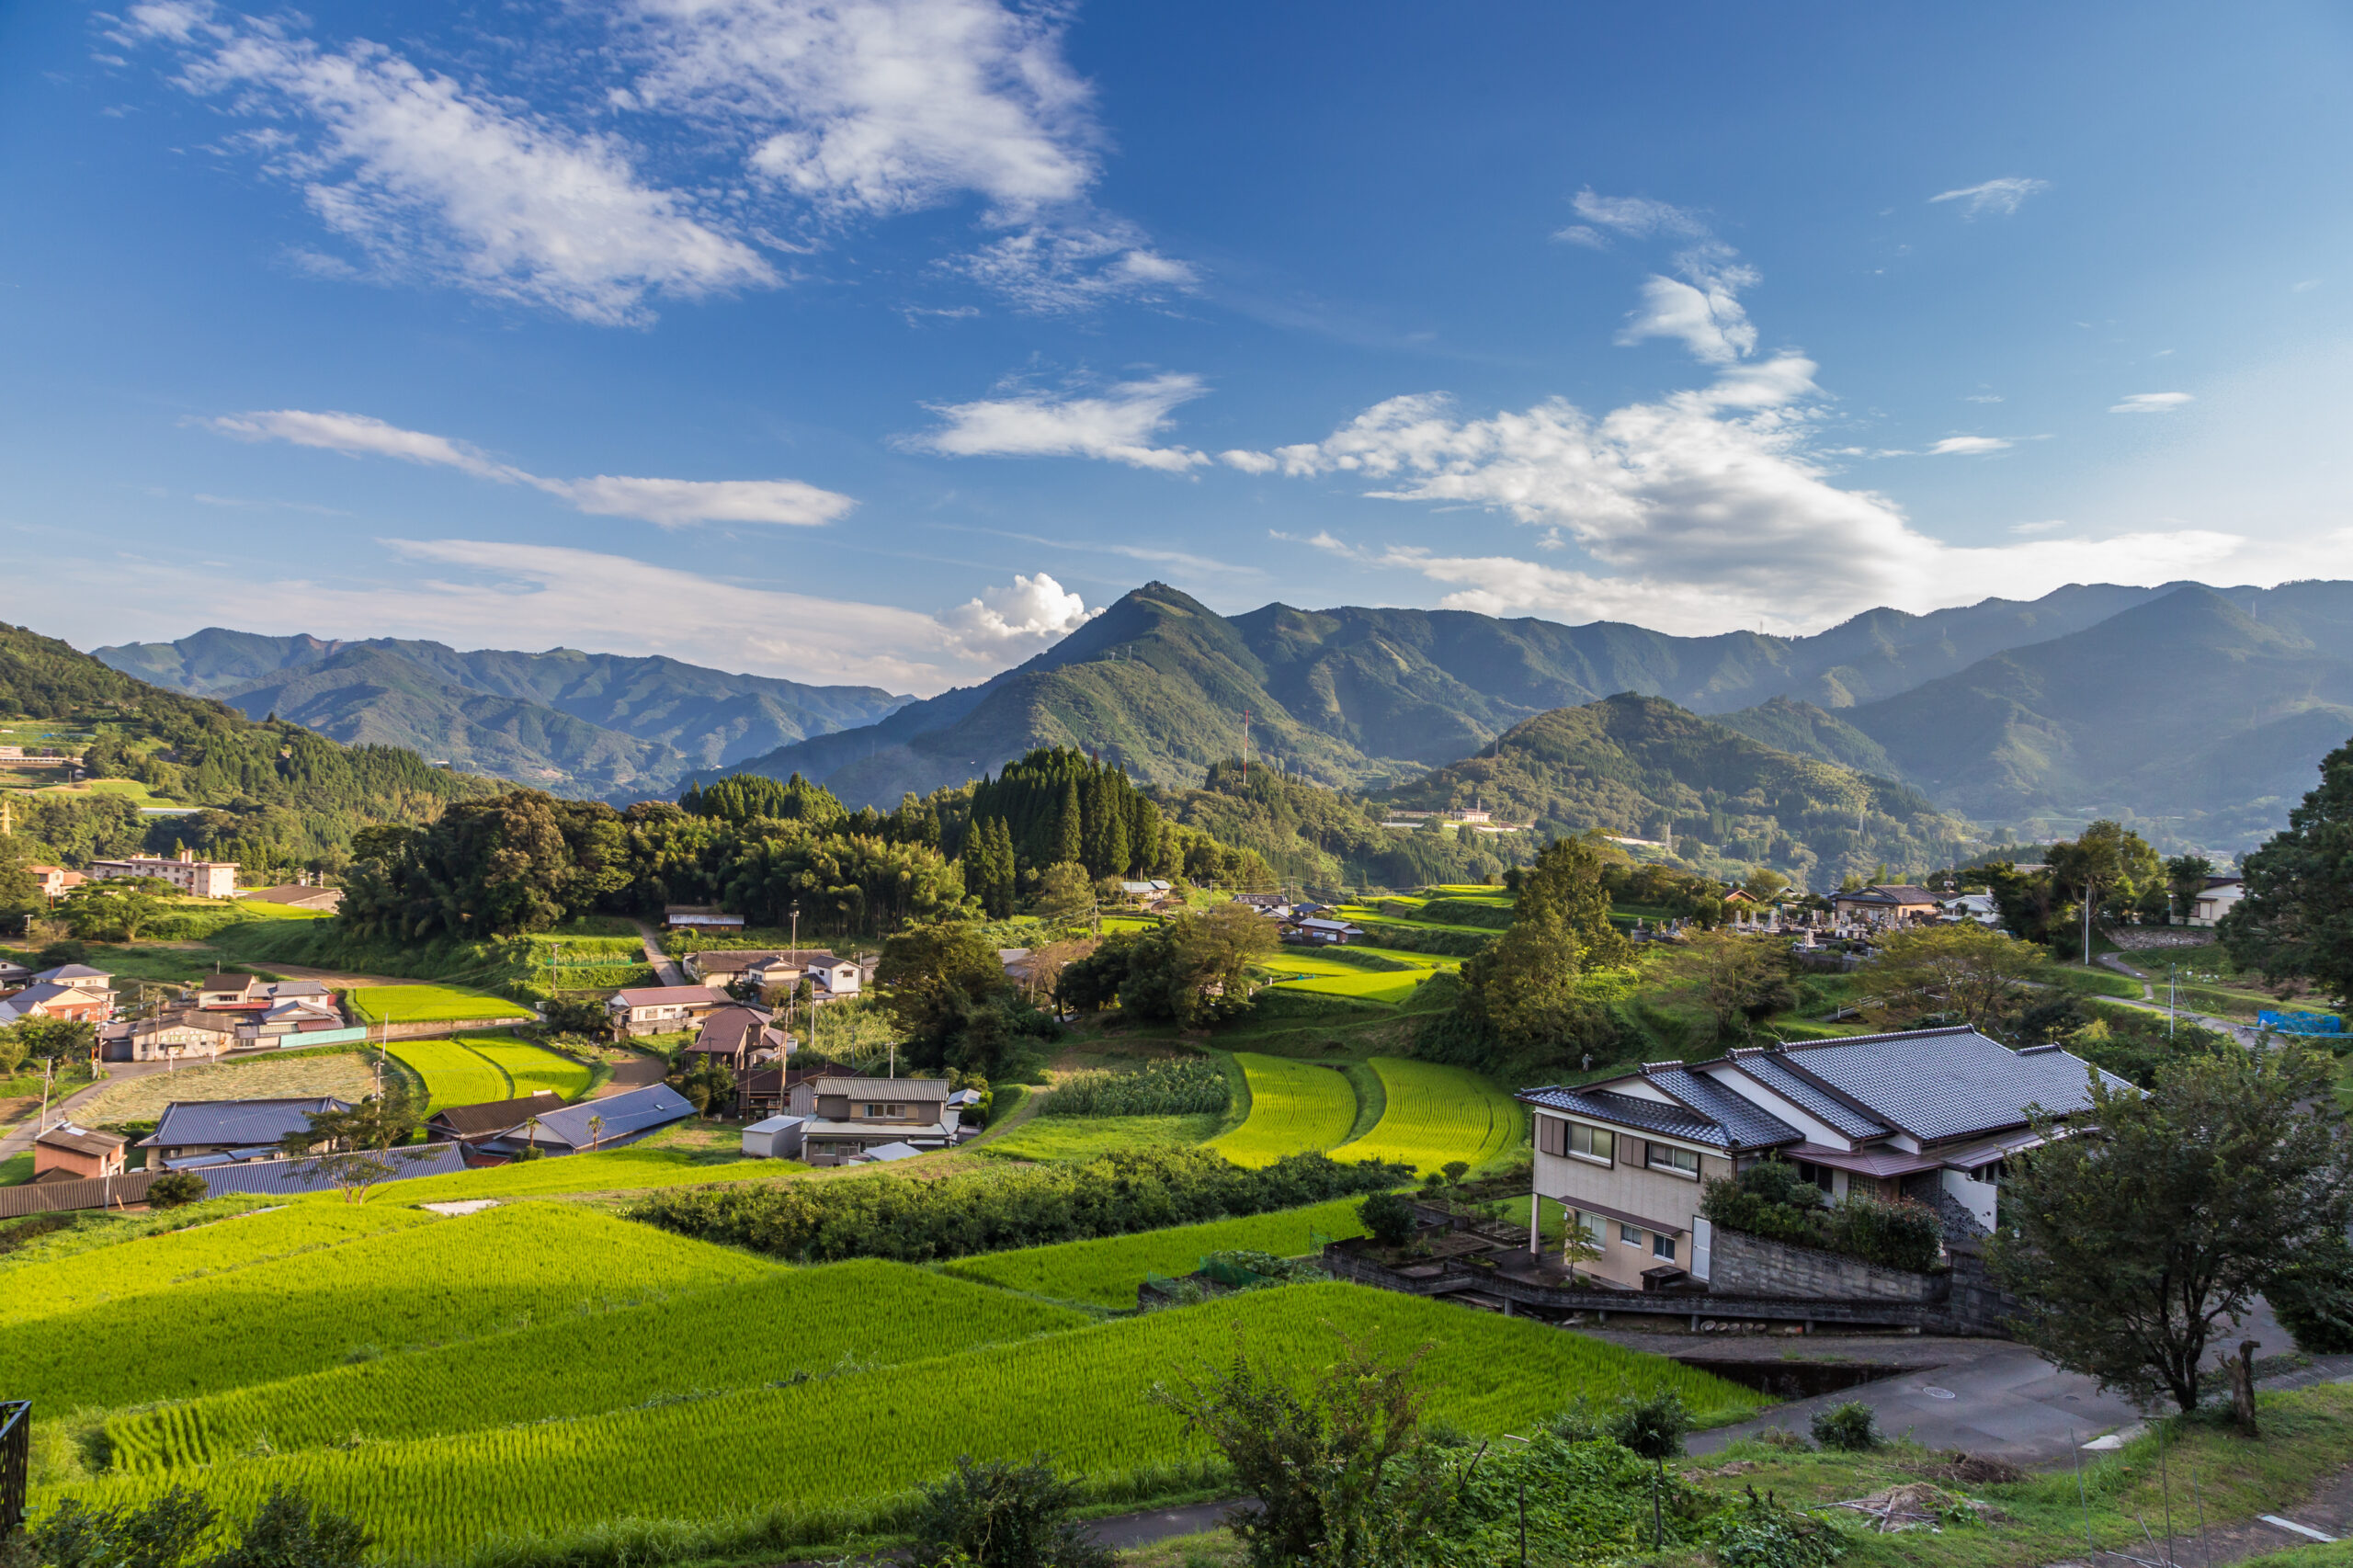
[{"x1": 1520, "y1": 1025, "x2": 2127, "y2": 1289}]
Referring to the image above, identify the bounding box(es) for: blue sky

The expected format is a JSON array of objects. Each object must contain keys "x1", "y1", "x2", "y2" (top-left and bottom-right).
[{"x1": 4, "y1": 1, "x2": 2348, "y2": 693}]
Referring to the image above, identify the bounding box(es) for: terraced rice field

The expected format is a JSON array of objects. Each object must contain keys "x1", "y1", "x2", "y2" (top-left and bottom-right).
[
  {"x1": 1204, "y1": 1053, "x2": 1359, "y2": 1167},
  {"x1": 1258, "y1": 950, "x2": 1457, "y2": 1004},
  {"x1": 1331, "y1": 1057, "x2": 1522, "y2": 1176},
  {"x1": 109, "y1": 1262, "x2": 1086, "y2": 1472},
  {"x1": 0, "y1": 1204, "x2": 772, "y2": 1410},
  {"x1": 373, "y1": 1147, "x2": 798, "y2": 1202},
  {"x1": 46, "y1": 1283, "x2": 1764, "y2": 1559},
  {"x1": 386, "y1": 1035, "x2": 586, "y2": 1108},
  {"x1": 347, "y1": 983, "x2": 533, "y2": 1025},
  {"x1": 942, "y1": 1196, "x2": 1372, "y2": 1307},
  {"x1": 981, "y1": 1113, "x2": 1224, "y2": 1164}
]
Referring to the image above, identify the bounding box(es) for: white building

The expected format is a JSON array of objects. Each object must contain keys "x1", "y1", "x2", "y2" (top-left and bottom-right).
[
  {"x1": 89, "y1": 849, "x2": 237, "y2": 899},
  {"x1": 2188, "y1": 876, "x2": 2245, "y2": 927}
]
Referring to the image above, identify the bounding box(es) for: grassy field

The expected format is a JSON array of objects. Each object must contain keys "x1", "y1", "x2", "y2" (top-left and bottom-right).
[
  {"x1": 109, "y1": 1261, "x2": 1088, "y2": 1474},
  {"x1": 384, "y1": 1038, "x2": 511, "y2": 1109},
  {"x1": 349, "y1": 983, "x2": 534, "y2": 1024},
  {"x1": 362, "y1": 1147, "x2": 801, "y2": 1203},
  {"x1": 1204, "y1": 1053, "x2": 1359, "y2": 1167},
  {"x1": 42, "y1": 1281, "x2": 1764, "y2": 1560},
  {"x1": 70, "y1": 1051, "x2": 377, "y2": 1127},
  {"x1": 0, "y1": 1204, "x2": 772, "y2": 1411},
  {"x1": 980, "y1": 1112, "x2": 1224, "y2": 1163},
  {"x1": 447, "y1": 1034, "x2": 594, "y2": 1100},
  {"x1": 941, "y1": 1196, "x2": 1374, "y2": 1308},
  {"x1": 1330, "y1": 1057, "x2": 1522, "y2": 1176},
  {"x1": 1258, "y1": 949, "x2": 1457, "y2": 1005}
]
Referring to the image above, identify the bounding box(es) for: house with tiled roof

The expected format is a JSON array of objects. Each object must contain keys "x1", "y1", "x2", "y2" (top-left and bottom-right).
[
  {"x1": 1825, "y1": 884, "x2": 1942, "y2": 929},
  {"x1": 1519, "y1": 1025, "x2": 2127, "y2": 1290}
]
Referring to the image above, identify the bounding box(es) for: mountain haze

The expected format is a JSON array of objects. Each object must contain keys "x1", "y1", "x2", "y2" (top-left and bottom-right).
[{"x1": 95, "y1": 630, "x2": 909, "y2": 800}]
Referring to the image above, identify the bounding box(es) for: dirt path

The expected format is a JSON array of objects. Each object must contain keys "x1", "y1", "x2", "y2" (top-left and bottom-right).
[{"x1": 630, "y1": 920, "x2": 689, "y2": 987}]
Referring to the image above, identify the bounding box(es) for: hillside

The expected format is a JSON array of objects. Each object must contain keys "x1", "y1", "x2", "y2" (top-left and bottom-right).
[
  {"x1": 1842, "y1": 584, "x2": 2353, "y2": 846},
  {"x1": 2, "y1": 620, "x2": 499, "y2": 869},
  {"x1": 96, "y1": 629, "x2": 909, "y2": 801},
  {"x1": 1385, "y1": 694, "x2": 1976, "y2": 888},
  {"x1": 1710, "y1": 696, "x2": 1900, "y2": 776}
]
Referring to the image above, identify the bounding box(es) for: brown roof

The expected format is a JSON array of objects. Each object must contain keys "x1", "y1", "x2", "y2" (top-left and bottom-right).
[
  {"x1": 426, "y1": 1091, "x2": 566, "y2": 1137},
  {"x1": 812, "y1": 1075, "x2": 949, "y2": 1100},
  {"x1": 688, "y1": 1005, "x2": 779, "y2": 1056},
  {"x1": 689, "y1": 949, "x2": 791, "y2": 974},
  {"x1": 36, "y1": 1125, "x2": 128, "y2": 1156},
  {"x1": 241, "y1": 884, "x2": 345, "y2": 907},
  {"x1": 609, "y1": 985, "x2": 728, "y2": 1008}
]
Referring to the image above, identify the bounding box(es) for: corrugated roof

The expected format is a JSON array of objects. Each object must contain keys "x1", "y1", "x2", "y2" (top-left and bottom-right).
[
  {"x1": 143, "y1": 1096, "x2": 350, "y2": 1149},
  {"x1": 1646, "y1": 1066, "x2": 1805, "y2": 1149},
  {"x1": 1727, "y1": 1052, "x2": 1891, "y2": 1141},
  {"x1": 35, "y1": 1124, "x2": 126, "y2": 1155},
  {"x1": 534, "y1": 1083, "x2": 694, "y2": 1148},
  {"x1": 1519, "y1": 1085, "x2": 1734, "y2": 1149},
  {"x1": 1775, "y1": 1027, "x2": 2131, "y2": 1142},
  {"x1": 428, "y1": 1091, "x2": 565, "y2": 1138},
  {"x1": 609, "y1": 985, "x2": 727, "y2": 1008},
  {"x1": 812, "y1": 1076, "x2": 950, "y2": 1099}
]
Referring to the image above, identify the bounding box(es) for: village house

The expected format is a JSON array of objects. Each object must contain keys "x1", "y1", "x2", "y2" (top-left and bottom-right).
[
  {"x1": 1825, "y1": 883, "x2": 1942, "y2": 930},
  {"x1": 733, "y1": 1059, "x2": 852, "y2": 1118},
  {"x1": 32, "y1": 1122, "x2": 128, "y2": 1182},
  {"x1": 89, "y1": 849, "x2": 239, "y2": 899},
  {"x1": 424, "y1": 1090, "x2": 566, "y2": 1147},
  {"x1": 1520, "y1": 1026, "x2": 2129, "y2": 1290},
  {"x1": 106, "y1": 1006, "x2": 244, "y2": 1062},
  {"x1": 0, "y1": 960, "x2": 29, "y2": 987},
  {"x1": 2189, "y1": 875, "x2": 2246, "y2": 926},
  {"x1": 799, "y1": 1075, "x2": 961, "y2": 1165},
  {"x1": 475, "y1": 1083, "x2": 695, "y2": 1157},
  {"x1": 605, "y1": 984, "x2": 729, "y2": 1039},
  {"x1": 681, "y1": 1004, "x2": 787, "y2": 1074},
  {"x1": 137, "y1": 1096, "x2": 351, "y2": 1170},
  {"x1": 1287, "y1": 915, "x2": 1365, "y2": 946},
  {"x1": 663, "y1": 905, "x2": 745, "y2": 933},
  {"x1": 0, "y1": 982, "x2": 112, "y2": 1025},
  {"x1": 24, "y1": 865, "x2": 86, "y2": 899}
]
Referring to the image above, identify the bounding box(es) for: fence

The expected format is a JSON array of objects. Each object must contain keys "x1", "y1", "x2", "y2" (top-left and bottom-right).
[
  {"x1": 1, "y1": 1399, "x2": 27, "y2": 1538},
  {"x1": 2257, "y1": 1010, "x2": 2344, "y2": 1036}
]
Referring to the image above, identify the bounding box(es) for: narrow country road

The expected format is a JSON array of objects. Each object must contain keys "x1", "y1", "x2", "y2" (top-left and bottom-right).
[
  {"x1": 631, "y1": 919, "x2": 690, "y2": 987},
  {"x1": 2093, "y1": 949, "x2": 2263, "y2": 1045}
]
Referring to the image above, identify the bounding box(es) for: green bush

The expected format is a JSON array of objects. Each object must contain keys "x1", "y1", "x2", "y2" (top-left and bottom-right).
[
  {"x1": 1419, "y1": 899, "x2": 1513, "y2": 930},
  {"x1": 1042, "y1": 1057, "x2": 1230, "y2": 1117},
  {"x1": 2268, "y1": 1234, "x2": 2353, "y2": 1355},
  {"x1": 631, "y1": 1145, "x2": 1409, "y2": 1264},
  {"x1": 905, "y1": 1456, "x2": 1111, "y2": 1568},
  {"x1": 148, "y1": 1171, "x2": 210, "y2": 1210},
  {"x1": 1701, "y1": 1159, "x2": 1943, "y2": 1274},
  {"x1": 1358, "y1": 1190, "x2": 1418, "y2": 1247},
  {"x1": 1810, "y1": 1401, "x2": 1878, "y2": 1452},
  {"x1": 1711, "y1": 1485, "x2": 1845, "y2": 1568}
]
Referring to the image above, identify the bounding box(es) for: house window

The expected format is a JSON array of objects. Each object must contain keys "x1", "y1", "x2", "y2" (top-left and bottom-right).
[
  {"x1": 860, "y1": 1103, "x2": 905, "y2": 1119},
  {"x1": 1569, "y1": 1123, "x2": 1616, "y2": 1165},
  {"x1": 1653, "y1": 1232, "x2": 1677, "y2": 1261},
  {"x1": 1538, "y1": 1117, "x2": 1567, "y2": 1157},
  {"x1": 1794, "y1": 1160, "x2": 1836, "y2": 1194},
  {"x1": 1647, "y1": 1144, "x2": 1701, "y2": 1177},
  {"x1": 1620, "y1": 1221, "x2": 1642, "y2": 1246}
]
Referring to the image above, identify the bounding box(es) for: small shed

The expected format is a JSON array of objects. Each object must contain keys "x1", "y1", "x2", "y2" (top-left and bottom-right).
[
  {"x1": 848, "y1": 1141, "x2": 924, "y2": 1164},
  {"x1": 742, "y1": 1114, "x2": 807, "y2": 1160}
]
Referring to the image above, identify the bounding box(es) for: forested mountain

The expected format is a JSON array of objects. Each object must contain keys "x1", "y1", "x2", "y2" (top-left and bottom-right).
[
  {"x1": 1387, "y1": 694, "x2": 1972, "y2": 888},
  {"x1": 95, "y1": 629, "x2": 908, "y2": 800},
  {"x1": 1, "y1": 620, "x2": 498, "y2": 873}
]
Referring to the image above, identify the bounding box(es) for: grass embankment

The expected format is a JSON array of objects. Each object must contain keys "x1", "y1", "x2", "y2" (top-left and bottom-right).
[{"x1": 942, "y1": 1196, "x2": 1377, "y2": 1308}]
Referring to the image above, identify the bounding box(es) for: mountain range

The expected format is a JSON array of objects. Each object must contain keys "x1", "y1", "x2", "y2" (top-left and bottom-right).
[
  {"x1": 700, "y1": 578, "x2": 2352, "y2": 857},
  {"x1": 93, "y1": 630, "x2": 910, "y2": 801}
]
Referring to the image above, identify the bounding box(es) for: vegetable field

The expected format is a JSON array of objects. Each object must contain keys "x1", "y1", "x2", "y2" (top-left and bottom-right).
[
  {"x1": 942, "y1": 1196, "x2": 1373, "y2": 1307},
  {"x1": 0, "y1": 1204, "x2": 772, "y2": 1410},
  {"x1": 1332, "y1": 1058, "x2": 1522, "y2": 1175},
  {"x1": 348, "y1": 984, "x2": 532, "y2": 1025},
  {"x1": 47, "y1": 1283, "x2": 1764, "y2": 1559},
  {"x1": 1205, "y1": 1053, "x2": 1358, "y2": 1167},
  {"x1": 386, "y1": 1035, "x2": 586, "y2": 1108},
  {"x1": 110, "y1": 1261, "x2": 1086, "y2": 1473}
]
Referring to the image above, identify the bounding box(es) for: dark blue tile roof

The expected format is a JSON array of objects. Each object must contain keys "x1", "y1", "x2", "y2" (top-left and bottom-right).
[
  {"x1": 1730, "y1": 1052, "x2": 1891, "y2": 1141},
  {"x1": 1521, "y1": 1085, "x2": 1735, "y2": 1149},
  {"x1": 1775, "y1": 1027, "x2": 2131, "y2": 1143},
  {"x1": 198, "y1": 1141, "x2": 471, "y2": 1195},
  {"x1": 143, "y1": 1097, "x2": 352, "y2": 1150},
  {"x1": 536, "y1": 1084, "x2": 694, "y2": 1148},
  {"x1": 1647, "y1": 1066, "x2": 1805, "y2": 1149}
]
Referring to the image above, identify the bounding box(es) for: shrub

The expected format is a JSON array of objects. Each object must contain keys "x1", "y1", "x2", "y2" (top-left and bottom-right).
[
  {"x1": 631, "y1": 1146, "x2": 1409, "y2": 1264},
  {"x1": 1606, "y1": 1389, "x2": 1692, "y2": 1463},
  {"x1": 2268, "y1": 1234, "x2": 2353, "y2": 1354},
  {"x1": 1701, "y1": 1159, "x2": 1942, "y2": 1274},
  {"x1": 1042, "y1": 1057, "x2": 1229, "y2": 1117},
  {"x1": 148, "y1": 1172, "x2": 210, "y2": 1210},
  {"x1": 1810, "y1": 1401, "x2": 1878, "y2": 1451},
  {"x1": 1711, "y1": 1484, "x2": 1845, "y2": 1568},
  {"x1": 0, "y1": 1211, "x2": 74, "y2": 1256},
  {"x1": 905, "y1": 1456, "x2": 1112, "y2": 1568},
  {"x1": 1358, "y1": 1190, "x2": 1418, "y2": 1248}
]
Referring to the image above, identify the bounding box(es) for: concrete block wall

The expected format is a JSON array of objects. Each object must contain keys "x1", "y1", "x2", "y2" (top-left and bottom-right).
[{"x1": 1708, "y1": 1228, "x2": 1948, "y2": 1304}]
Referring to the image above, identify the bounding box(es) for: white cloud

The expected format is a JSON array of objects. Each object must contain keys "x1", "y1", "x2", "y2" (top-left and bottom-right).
[
  {"x1": 1923, "y1": 436, "x2": 2013, "y2": 456},
  {"x1": 1219, "y1": 449, "x2": 1279, "y2": 475},
  {"x1": 1964, "y1": 392, "x2": 2005, "y2": 403},
  {"x1": 630, "y1": 0, "x2": 1098, "y2": 221},
  {"x1": 2009, "y1": 519, "x2": 2069, "y2": 536},
  {"x1": 1617, "y1": 271, "x2": 1758, "y2": 363},
  {"x1": 126, "y1": 3, "x2": 775, "y2": 325},
  {"x1": 204, "y1": 408, "x2": 854, "y2": 527},
  {"x1": 2110, "y1": 392, "x2": 2194, "y2": 414},
  {"x1": 1552, "y1": 224, "x2": 1608, "y2": 248},
  {"x1": 939, "y1": 571, "x2": 1097, "y2": 662},
  {"x1": 1568, "y1": 189, "x2": 1709, "y2": 239},
  {"x1": 1928, "y1": 176, "x2": 2051, "y2": 219},
  {"x1": 950, "y1": 222, "x2": 1199, "y2": 312},
  {"x1": 905, "y1": 374, "x2": 1211, "y2": 472}
]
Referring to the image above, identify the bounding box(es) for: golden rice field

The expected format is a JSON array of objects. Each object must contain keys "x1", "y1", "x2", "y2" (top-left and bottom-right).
[{"x1": 1202, "y1": 1052, "x2": 1359, "y2": 1167}]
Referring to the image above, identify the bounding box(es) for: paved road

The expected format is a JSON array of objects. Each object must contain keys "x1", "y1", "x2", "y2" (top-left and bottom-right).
[
  {"x1": 2094, "y1": 950, "x2": 2263, "y2": 1045},
  {"x1": 631, "y1": 920, "x2": 689, "y2": 987},
  {"x1": 0, "y1": 1058, "x2": 180, "y2": 1160}
]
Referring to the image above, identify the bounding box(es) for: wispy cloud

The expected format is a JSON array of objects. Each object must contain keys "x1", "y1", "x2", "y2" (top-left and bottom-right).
[
  {"x1": 1921, "y1": 436, "x2": 2012, "y2": 456},
  {"x1": 124, "y1": 2, "x2": 775, "y2": 325},
  {"x1": 1562, "y1": 189, "x2": 1710, "y2": 241},
  {"x1": 949, "y1": 222, "x2": 1198, "y2": 312},
  {"x1": 1928, "y1": 176, "x2": 2051, "y2": 218},
  {"x1": 2110, "y1": 392, "x2": 2194, "y2": 414},
  {"x1": 203, "y1": 408, "x2": 855, "y2": 526},
  {"x1": 903, "y1": 373, "x2": 1211, "y2": 472}
]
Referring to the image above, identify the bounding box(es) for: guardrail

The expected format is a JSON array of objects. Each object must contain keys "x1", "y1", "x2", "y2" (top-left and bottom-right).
[{"x1": 1, "y1": 1399, "x2": 28, "y2": 1538}]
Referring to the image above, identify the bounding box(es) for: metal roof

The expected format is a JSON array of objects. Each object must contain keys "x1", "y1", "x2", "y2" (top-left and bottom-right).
[
  {"x1": 1773, "y1": 1027, "x2": 2131, "y2": 1143},
  {"x1": 609, "y1": 985, "x2": 727, "y2": 1007},
  {"x1": 427, "y1": 1091, "x2": 566, "y2": 1138},
  {"x1": 533, "y1": 1083, "x2": 694, "y2": 1148},
  {"x1": 1726, "y1": 1051, "x2": 1892, "y2": 1141},
  {"x1": 1645, "y1": 1066, "x2": 1805, "y2": 1150},
  {"x1": 812, "y1": 1076, "x2": 950, "y2": 1099},
  {"x1": 142, "y1": 1096, "x2": 350, "y2": 1149},
  {"x1": 1519, "y1": 1085, "x2": 1736, "y2": 1149}
]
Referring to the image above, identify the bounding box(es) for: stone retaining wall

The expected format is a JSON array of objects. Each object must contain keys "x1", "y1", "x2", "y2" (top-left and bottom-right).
[{"x1": 1708, "y1": 1228, "x2": 1947, "y2": 1304}]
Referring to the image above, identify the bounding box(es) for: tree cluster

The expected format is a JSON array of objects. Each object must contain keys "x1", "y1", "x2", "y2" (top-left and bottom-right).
[
  {"x1": 1435, "y1": 835, "x2": 1631, "y2": 1076},
  {"x1": 2222, "y1": 734, "x2": 2353, "y2": 1010},
  {"x1": 1056, "y1": 904, "x2": 1279, "y2": 1028}
]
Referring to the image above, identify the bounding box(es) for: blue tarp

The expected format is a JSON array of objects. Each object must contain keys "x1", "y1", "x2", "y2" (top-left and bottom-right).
[{"x1": 2257, "y1": 1009, "x2": 2343, "y2": 1035}]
